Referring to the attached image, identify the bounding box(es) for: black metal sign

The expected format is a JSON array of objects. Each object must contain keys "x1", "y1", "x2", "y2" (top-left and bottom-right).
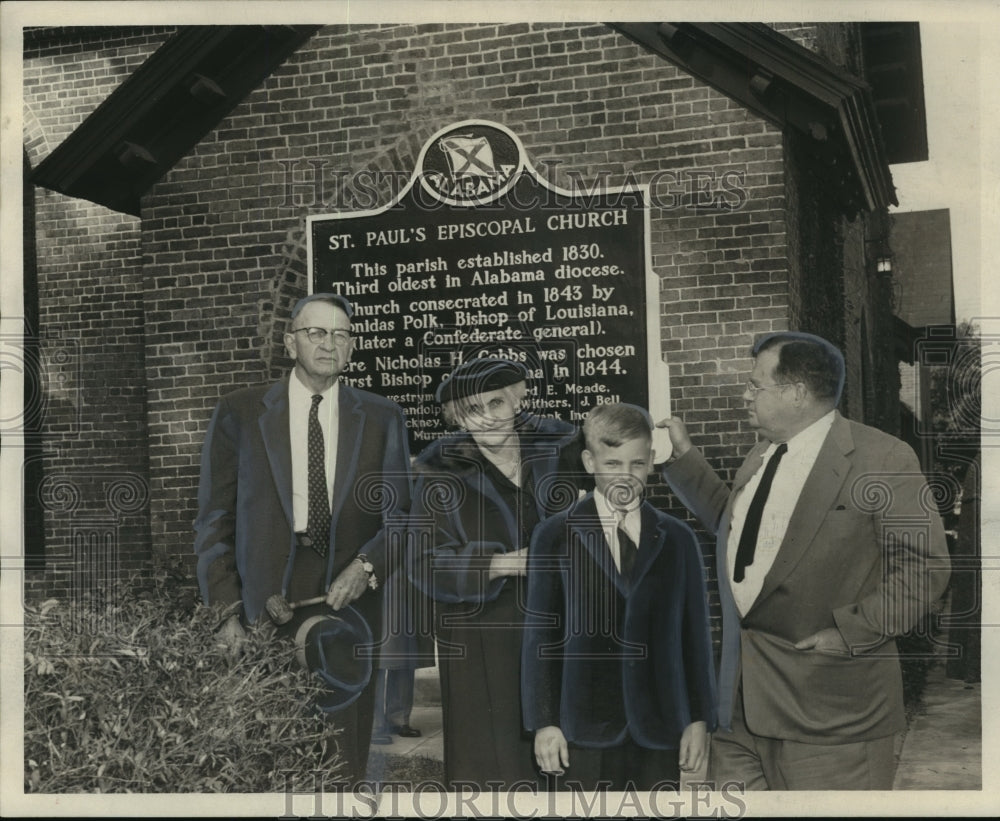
[{"x1": 309, "y1": 120, "x2": 669, "y2": 454}]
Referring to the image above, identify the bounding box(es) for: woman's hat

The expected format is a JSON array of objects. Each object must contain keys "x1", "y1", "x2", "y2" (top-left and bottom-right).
[{"x1": 435, "y1": 357, "x2": 528, "y2": 405}]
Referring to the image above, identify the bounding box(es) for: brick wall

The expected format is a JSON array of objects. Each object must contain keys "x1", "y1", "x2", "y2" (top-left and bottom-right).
[
  {"x1": 24, "y1": 23, "x2": 898, "y2": 641},
  {"x1": 23, "y1": 27, "x2": 174, "y2": 601},
  {"x1": 134, "y1": 23, "x2": 798, "y2": 641},
  {"x1": 23, "y1": 27, "x2": 176, "y2": 164},
  {"x1": 771, "y1": 22, "x2": 864, "y2": 74}
]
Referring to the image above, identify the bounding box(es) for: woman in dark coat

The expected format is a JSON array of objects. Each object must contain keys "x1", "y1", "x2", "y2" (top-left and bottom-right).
[{"x1": 408, "y1": 357, "x2": 584, "y2": 789}]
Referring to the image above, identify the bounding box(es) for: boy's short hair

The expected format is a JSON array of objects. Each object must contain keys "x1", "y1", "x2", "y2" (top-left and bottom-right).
[{"x1": 583, "y1": 403, "x2": 653, "y2": 451}]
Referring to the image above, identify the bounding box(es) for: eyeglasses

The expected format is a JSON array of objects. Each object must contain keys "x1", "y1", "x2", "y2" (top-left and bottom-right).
[
  {"x1": 745, "y1": 380, "x2": 791, "y2": 397},
  {"x1": 294, "y1": 327, "x2": 352, "y2": 346}
]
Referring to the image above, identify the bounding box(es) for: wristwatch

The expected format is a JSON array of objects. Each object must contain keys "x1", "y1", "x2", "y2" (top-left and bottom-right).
[{"x1": 355, "y1": 554, "x2": 378, "y2": 590}]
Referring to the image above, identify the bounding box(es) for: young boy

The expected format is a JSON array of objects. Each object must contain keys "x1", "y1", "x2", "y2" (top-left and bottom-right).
[{"x1": 521, "y1": 403, "x2": 716, "y2": 791}]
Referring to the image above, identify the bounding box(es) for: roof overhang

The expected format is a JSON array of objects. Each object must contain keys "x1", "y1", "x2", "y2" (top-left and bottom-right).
[
  {"x1": 31, "y1": 25, "x2": 320, "y2": 216},
  {"x1": 894, "y1": 315, "x2": 921, "y2": 364},
  {"x1": 611, "y1": 23, "x2": 897, "y2": 216}
]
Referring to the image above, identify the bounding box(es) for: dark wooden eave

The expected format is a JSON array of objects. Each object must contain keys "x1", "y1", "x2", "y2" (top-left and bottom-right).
[
  {"x1": 894, "y1": 315, "x2": 921, "y2": 365},
  {"x1": 611, "y1": 23, "x2": 897, "y2": 216},
  {"x1": 31, "y1": 25, "x2": 321, "y2": 216}
]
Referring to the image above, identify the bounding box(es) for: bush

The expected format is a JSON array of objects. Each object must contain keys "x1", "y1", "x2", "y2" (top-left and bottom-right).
[{"x1": 24, "y1": 563, "x2": 345, "y2": 793}]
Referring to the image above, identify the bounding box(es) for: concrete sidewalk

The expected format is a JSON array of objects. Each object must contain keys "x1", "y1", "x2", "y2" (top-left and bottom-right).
[
  {"x1": 893, "y1": 661, "x2": 981, "y2": 790},
  {"x1": 378, "y1": 666, "x2": 716, "y2": 787},
  {"x1": 372, "y1": 658, "x2": 982, "y2": 791},
  {"x1": 366, "y1": 666, "x2": 444, "y2": 762}
]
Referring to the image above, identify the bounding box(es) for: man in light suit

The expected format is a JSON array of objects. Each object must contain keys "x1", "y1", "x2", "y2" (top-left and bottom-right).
[
  {"x1": 194, "y1": 292, "x2": 412, "y2": 784},
  {"x1": 660, "y1": 331, "x2": 949, "y2": 790}
]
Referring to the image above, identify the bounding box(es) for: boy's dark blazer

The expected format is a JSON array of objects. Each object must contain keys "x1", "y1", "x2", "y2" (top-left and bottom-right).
[{"x1": 522, "y1": 492, "x2": 717, "y2": 749}]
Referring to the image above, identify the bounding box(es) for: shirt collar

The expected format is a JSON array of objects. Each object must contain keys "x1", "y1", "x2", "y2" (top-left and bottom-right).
[
  {"x1": 290, "y1": 370, "x2": 339, "y2": 405},
  {"x1": 776, "y1": 409, "x2": 836, "y2": 456},
  {"x1": 594, "y1": 487, "x2": 641, "y2": 520}
]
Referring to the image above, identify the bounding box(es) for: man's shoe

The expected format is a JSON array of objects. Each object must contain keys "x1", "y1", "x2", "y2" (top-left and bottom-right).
[{"x1": 390, "y1": 724, "x2": 421, "y2": 738}]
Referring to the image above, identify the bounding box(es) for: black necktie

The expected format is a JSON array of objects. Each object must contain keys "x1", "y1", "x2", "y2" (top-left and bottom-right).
[
  {"x1": 733, "y1": 443, "x2": 788, "y2": 583},
  {"x1": 307, "y1": 394, "x2": 331, "y2": 557},
  {"x1": 616, "y1": 512, "x2": 638, "y2": 579}
]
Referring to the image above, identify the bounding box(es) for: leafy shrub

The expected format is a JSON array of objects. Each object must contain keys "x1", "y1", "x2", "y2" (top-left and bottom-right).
[{"x1": 24, "y1": 563, "x2": 345, "y2": 793}]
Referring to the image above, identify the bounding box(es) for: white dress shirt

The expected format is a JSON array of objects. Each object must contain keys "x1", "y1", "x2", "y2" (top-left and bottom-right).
[
  {"x1": 289, "y1": 371, "x2": 339, "y2": 532},
  {"x1": 727, "y1": 410, "x2": 836, "y2": 615},
  {"x1": 593, "y1": 488, "x2": 642, "y2": 573}
]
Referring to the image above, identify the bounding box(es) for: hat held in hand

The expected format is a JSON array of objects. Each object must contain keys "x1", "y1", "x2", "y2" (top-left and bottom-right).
[{"x1": 293, "y1": 606, "x2": 373, "y2": 713}]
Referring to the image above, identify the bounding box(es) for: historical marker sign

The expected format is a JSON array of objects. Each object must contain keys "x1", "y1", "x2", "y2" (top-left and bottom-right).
[{"x1": 308, "y1": 120, "x2": 670, "y2": 456}]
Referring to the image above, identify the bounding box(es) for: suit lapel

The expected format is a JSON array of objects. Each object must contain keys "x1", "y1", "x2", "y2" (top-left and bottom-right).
[
  {"x1": 749, "y1": 413, "x2": 854, "y2": 612},
  {"x1": 732, "y1": 443, "x2": 769, "y2": 496},
  {"x1": 332, "y1": 383, "x2": 365, "y2": 527},
  {"x1": 569, "y1": 496, "x2": 629, "y2": 597},
  {"x1": 258, "y1": 379, "x2": 295, "y2": 529},
  {"x1": 630, "y1": 504, "x2": 667, "y2": 589},
  {"x1": 718, "y1": 441, "x2": 769, "y2": 572}
]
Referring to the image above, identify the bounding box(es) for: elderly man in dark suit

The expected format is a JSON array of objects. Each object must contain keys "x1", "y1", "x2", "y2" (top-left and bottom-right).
[
  {"x1": 194, "y1": 292, "x2": 412, "y2": 784},
  {"x1": 660, "y1": 331, "x2": 950, "y2": 790}
]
